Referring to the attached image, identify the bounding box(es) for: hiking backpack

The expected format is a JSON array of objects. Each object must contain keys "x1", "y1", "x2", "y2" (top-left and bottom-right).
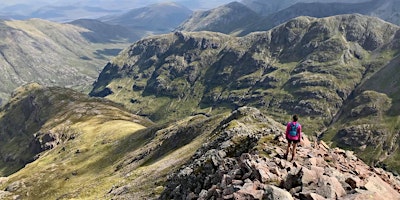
[{"x1": 289, "y1": 122, "x2": 299, "y2": 136}]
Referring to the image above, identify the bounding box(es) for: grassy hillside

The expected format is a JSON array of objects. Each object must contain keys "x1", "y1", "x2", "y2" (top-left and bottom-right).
[
  {"x1": 90, "y1": 14, "x2": 400, "y2": 172},
  {"x1": 91, "y1": 14, "x2": 399, "y2": 129},
  {"x1": 323, "y1": 52, "x2": 400, "y2": 172},
  {"x1": 0, "y1": 83, "x2": 155, "y2": 199},
  {"x1": 0, "y1": 83, "x2": 232, "y2": 199},
  {"x1": 1, "y1": 86, "x2": 398, "y2": 199},
  {"x1": 0, "y1": 102, "x2": 286, "y2": 199},
  {"x1": 0, "y1": 18, "x2": 133, "y2": 105}
]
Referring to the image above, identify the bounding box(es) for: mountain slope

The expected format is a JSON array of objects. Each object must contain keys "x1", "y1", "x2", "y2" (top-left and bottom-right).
[
  {"x1": 179, "y1": 0, "x2": 400, "y2": 36},
  {"x1": 0, "y1": 83, "x2": 153, "y2": 176},
  {"x1": 176, "y1": 2, "x2": 260, "y2": 34},
  {"x1": 29, "y1": 5, "x2": 120, "y2": 22},
  {"x1": 2, "y1": 98, "x2": 398, "y2": 199},
  {"x1": 370, "y1": 0, "x2": 400, "y2": 25},
  {"x1": 68, "y1": 19, "x2": 140, "y2": 43},
  {"x1": 0, "y1": 83, "x2": 153, "y2": 199},
  {"x1": 323, "y1": 53, "x2": 400, "y2": 172},
  {"x1": 102, "y1": 2, "x2": 192, "y2": 37},
  {"x1": 0, "y1": 18, "x2": 133, "y2": 105},
  {"x1": 241, "y1": 0, "x2": 371, "y2": 16},
  {"x1": 90, "y1": 14, "x2": 400, "y2": 172},
  {"x1": 238, "y1": 0, "x2": 385, "y2": 36}
]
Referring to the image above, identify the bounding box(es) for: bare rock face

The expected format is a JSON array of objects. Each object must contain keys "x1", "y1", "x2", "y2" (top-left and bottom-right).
[
  {"x1": 160, "y1": 107, "x2": 400, "y2": 199},
  {"x1": 335, "y1": 125, "x2": 390, "y2": 151}
]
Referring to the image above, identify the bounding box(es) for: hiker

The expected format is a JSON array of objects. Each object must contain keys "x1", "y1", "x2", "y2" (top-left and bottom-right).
[{"x1": 284, "y1": 114, "x2": 302, "y2": 161}]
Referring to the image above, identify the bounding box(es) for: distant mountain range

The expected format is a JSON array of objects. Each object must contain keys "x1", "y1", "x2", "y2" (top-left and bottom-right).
[
  {"x1": 1, "y1": 2, "x2": 196, "y2": 39},
  {"x1": 0, "y1": 3, "x2": 121, "y2": 22},
  {"x1": 101, "y1": 2, "x2": 193, "y2": 37},
  {"x1": 241, "y1": 0, "x2": 370, "y2": 16},
  {"x1": 0, "y1": 0, "x2": 234, "y2": 22},
  {"x1": 240, "y1": 1, "x2": 386, "y2": 35},
  {"x1": 176, "y1": 2, "x2": 259, "y2": 34},
  {"x1": 0, "y1": 2, "x2": 227, "y2": 105},
  {"x1": 68, "y1": 18, "x2": 140, "y2": 43},
  {"x1": 179, "y1": 0, "x2": 400, "y2": 35}
]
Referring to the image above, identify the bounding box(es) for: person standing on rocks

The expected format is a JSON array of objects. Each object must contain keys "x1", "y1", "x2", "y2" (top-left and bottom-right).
[{"x1": 284, "y1": 114, "x2": 302, "y2": 161}]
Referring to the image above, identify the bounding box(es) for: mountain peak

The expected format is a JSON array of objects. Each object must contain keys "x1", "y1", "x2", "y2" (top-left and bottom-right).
[
  {"x1": 103, "y1": 1, "x2": 192, "y2": 36},
  {"x1": 176, "y1": 1, "x2": 259, "y2": 33},
  {"x1": 225, "y1": 1, "x2": 247, "y2": 8},
  {"x1": 153, "y1": 1, "x2": 184, "y2": 7}
]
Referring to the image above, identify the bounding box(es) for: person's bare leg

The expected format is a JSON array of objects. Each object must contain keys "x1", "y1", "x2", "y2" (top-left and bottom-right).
[
  {"x1": 284, "y1": 142, "x2": 291, "y2": 159},
  {"x1": 290, "y1": 143, "x2": 297, "y2": 161}
]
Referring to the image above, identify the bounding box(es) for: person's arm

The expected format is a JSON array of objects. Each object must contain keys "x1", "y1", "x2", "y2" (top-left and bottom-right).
[
  {"x1": 298, "y1": 125, "x2": 302, "y2": 142},
  {"x1": 285, "y1": 123, "x2": 290, "y2": 137}
]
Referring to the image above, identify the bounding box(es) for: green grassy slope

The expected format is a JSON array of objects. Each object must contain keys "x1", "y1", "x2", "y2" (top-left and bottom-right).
[
  {"x1": 90, "y1": 14, "x2": 400, "y2": 172},
  {"x1": 91, "y1": 15, "x2": 399, "y2": 131},
  {"x1": 0, "y1": 82, "x2": 234, "y2": 199},
  {"x1": 0, "y1": 18, "x2": 133, "y2": 104},
  {"x1": 323, "y1": 52, "x2": 400, "y2": 171},
  {"x1": 0, "y1": 83, "x2": 154, "y2": 199}
]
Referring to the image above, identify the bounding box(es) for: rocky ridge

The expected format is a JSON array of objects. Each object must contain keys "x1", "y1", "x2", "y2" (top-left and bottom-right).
[
  {"x1": 238, "y1": 0, "x2": 383, "y2": 36},
  {"x1": 179, "y1": 0, "x2": 400, "y2": 36},
  {"x1": 0, "y1": 93, "x2": 398, "y2": 199},
  {"x1": 161, "y1": 107, "x2": 400, "y2": 199}
]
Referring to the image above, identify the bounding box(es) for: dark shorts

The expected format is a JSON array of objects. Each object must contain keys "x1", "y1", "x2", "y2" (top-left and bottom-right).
[{"x1": 286, "y1": 137, "x2": 300, "y2": 144}]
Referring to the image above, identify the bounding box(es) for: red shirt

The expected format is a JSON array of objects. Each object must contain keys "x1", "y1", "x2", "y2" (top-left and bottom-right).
[{"x1": 286, "y1": 121, "x2": 302, "y2": 141}]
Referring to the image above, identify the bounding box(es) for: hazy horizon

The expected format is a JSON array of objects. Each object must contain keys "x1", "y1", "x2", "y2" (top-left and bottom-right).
[
  {"x1": 0, "y1": 0, "x2": 235, "y2": 22},
  {"x1": 0, "y1": 0, "x2": 235, "y2": 10}
]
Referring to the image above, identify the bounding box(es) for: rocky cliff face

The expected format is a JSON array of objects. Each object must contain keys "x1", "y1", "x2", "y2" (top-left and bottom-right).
[{"x1": 90, "y1": 14, "x2": 400, "y2": 172}]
